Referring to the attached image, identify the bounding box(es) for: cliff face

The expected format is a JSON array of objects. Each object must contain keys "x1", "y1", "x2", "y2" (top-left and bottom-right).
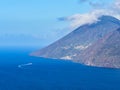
[
  {"x1": 76, "y1": 28, "x2": 120, "y2": 68},
  {"x1": 31, "y1": 15, "x2": 120, "y2": 68}
]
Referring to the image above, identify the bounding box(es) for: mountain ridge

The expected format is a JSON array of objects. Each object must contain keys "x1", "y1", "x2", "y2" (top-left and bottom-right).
[{"x1": 31, "y1": 15, "x2": 120, "y2": 68}]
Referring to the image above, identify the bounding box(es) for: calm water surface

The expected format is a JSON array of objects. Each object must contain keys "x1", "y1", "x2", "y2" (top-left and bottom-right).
[{"x1": 0, "y1": 47, "x2": 120, "y2": 90}]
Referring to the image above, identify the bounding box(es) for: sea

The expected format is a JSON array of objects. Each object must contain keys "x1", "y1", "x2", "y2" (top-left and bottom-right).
[{"x1": 0, "y1": 47, "x2": 120, "y2": 90}]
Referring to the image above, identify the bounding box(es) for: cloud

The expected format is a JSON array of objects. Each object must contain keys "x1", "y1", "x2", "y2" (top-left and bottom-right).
[
  {"x1": 78, "y1": 0, "x2": 89, "y2": 3},
  {"x1": 59, "y1": 10, "x2": 108, "y2": 29},
  {"x1": 78, "y1": 0, "x2": 106, "y2": 8},
  {"x1": 113, "y1": 0, "x2": 120, "y2": 11},
  {"x1": 89, "y1": 2, "x2": 105, "y2": 9},
  {"x1": 59, "y1": 0, "x2": 120, "y2": 29},
  {"x1": 58, "y1": 17, "x2": 68, "y2": 21}
]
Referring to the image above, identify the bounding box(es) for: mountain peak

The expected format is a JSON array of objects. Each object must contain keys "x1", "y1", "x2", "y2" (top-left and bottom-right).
[
  {"x1": 32, "y1": 15, "x2": 120, "y2": 68},
  {"x1": 98, "y1": 15, "x2": 120, "y2": 25}
]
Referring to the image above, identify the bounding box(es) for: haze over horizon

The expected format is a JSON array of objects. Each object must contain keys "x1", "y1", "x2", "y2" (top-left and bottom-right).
[
  {"x1": 0, "y1": 1, "x2": 120, "y2": 90},
  {"x1": 0, "y1": 0, "x2": 120, "y2": 47}
]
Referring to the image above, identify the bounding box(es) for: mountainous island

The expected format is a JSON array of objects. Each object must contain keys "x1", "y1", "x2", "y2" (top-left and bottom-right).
[{"x1": 31, "y1": 15, "x2": 120, "y2": 68}]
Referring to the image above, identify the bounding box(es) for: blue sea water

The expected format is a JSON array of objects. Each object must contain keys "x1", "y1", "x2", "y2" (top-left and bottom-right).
[{"x1": 0, "y1": 47, "x2": 120, "y2": 90}]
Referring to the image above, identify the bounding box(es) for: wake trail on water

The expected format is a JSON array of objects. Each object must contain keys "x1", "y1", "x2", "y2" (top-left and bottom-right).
[{"x1": 18, "y1": 63, "x2": 33, "y2": 68}]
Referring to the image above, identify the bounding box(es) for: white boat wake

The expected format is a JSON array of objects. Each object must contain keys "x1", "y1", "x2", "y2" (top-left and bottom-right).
[{"x1": 18, "y1": 63, "x2": 33, "y2": 68}]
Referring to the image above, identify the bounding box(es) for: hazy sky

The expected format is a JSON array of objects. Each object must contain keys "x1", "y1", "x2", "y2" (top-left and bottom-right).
[{"x1": 0, "y1": 0, "x2": 116, "y2": 47}]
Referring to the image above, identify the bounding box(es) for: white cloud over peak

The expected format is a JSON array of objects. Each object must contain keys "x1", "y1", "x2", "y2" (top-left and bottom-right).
[
  {"x1": 59, "y1": 9, "x2": 115, "y2": 29},
  {"x1": 62, "y1": 10, "x2": 106, "y2": 29},
  {"x1": 59, "y1": 0, "x2": 120, "y2": 29}
]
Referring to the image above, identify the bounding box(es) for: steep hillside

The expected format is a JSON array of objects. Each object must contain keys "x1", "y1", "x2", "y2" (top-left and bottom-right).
[
  {"x1": 31, "y1": 16, "x2": 120, "y2": 62},
  {"x1": 77, "y1": 28, "x2": 120, "y2": 68}
]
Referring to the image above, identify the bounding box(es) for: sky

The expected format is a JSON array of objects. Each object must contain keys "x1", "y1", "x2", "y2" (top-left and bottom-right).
[{"x1": 0, "y1": 0, "x2": 119, "y2": 47}]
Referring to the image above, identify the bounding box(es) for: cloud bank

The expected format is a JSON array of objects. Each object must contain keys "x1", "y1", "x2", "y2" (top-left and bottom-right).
[{"x1": 59, "y1": 0, "x2": 120, "y2": 29}]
